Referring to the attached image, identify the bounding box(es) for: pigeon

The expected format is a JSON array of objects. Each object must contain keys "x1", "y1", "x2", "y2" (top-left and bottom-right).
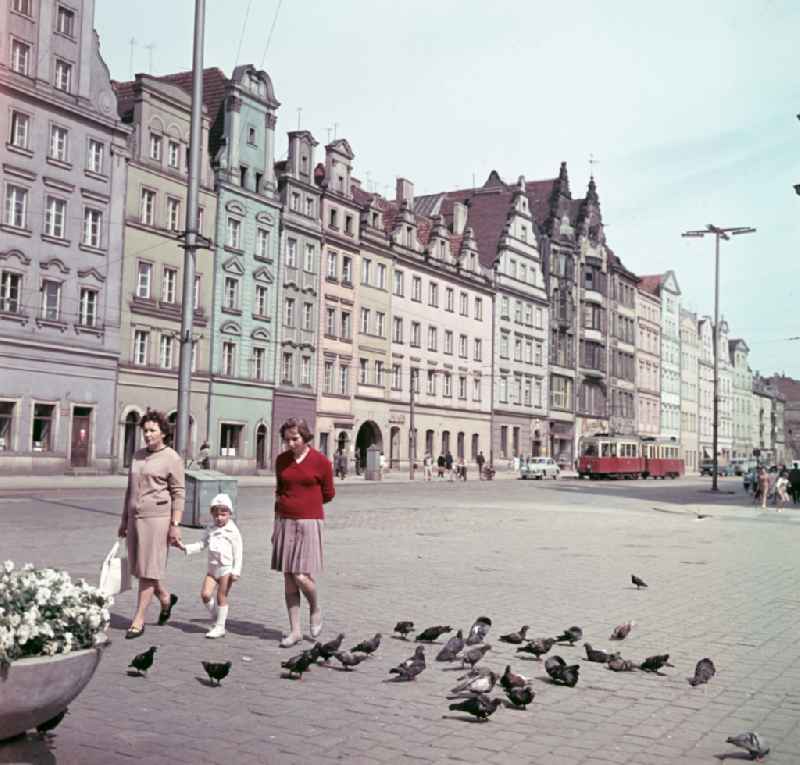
[
  {"x1": 351, "y1": 633, "x2": 381, "y2": 656},
  {"x1": 416, "y1": 625, "x2": 452, "y2": 642},
  {"x1": 394, "y1": 621, "x2": 415, "y2": 639},
  {"x1": 436, "y1": 629, "x2": 465, "y2": 661},
  {"x1": 36, "y1": 708, "x2": 68, "y2": 736},
  {"x1": 610, "y1": 621, "x2": 635, "y2": 640},
  {"x1": 554, "y1": 626, "x2": 583, "y2": 645},
  {"x1": 202, "y1": 660, "x2": 232, "y2": 685},
  {"x1": 639, "y1": 654, "x2": 672, "y2": 673},
  {"x1": 461, "y1": 643, "x2": 492, "y2": 669},
  {"x1": 545, "y1": 655, "x2": 579, "y2": 687},
  {"x1": 390, "y1": 647, "x2": 426, "y2": 681},
  {"x1": 584, "y1": 643, "x2": 614, "y2": 663},
  {"x1": 317, "y1": 632, "x2": 345, "y2": 662},
  {"x1": 500, "y1": 665, "x2": 530, "y2": 691},
  {"x1": 465, "y1": 616, "x2": 492, "y2": 646},
  {"x1": 725, "y1": 732, "x2": 770, "y2": 761},
  {"x1": 499, "y1": 625, "x2": 529, "y2": 644},
  {"x1": 281, "y1": 648, "x2": 317, "y2": 679},
  {"x1": 607, "y1": 656, "x2": 636, "y2": 672},
  {"x1": 128, "y1": 646, "x2": 157, "y2": 676},
  {"x1": 447, "y1": 693, "x2": 503, "y2": 722},
  {"x1": 391, "y1": 645, "x2": 425, "y2": 674},
  {"x1": 516, "y1": 637, "x2": 555, "y2": 660},
  {"x1": 689, "y1": 657, "x2": 716, "y2": 687},
  {"x1": 450, "y1": 670, "x2": 497, "y2": 696},
  {"x1": 504, "y1": 685, "x2": 535, "y2": 709},
  {"x1": 333, "y1": 650, "x2": 368, "y2": 671},
  {"x1": 631, "y1": 574, "x2": 648, "y2": 589}
]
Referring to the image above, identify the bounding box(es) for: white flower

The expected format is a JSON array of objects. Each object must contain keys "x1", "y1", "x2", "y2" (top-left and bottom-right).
[
  {"x1": 3, "y1": 561, "x2": 13, "y2": 574},
  {"x1": 16, "y1": 624, "x2": 31, "y2": 645}
]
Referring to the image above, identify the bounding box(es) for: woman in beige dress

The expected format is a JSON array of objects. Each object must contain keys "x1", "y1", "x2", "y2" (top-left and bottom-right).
[{"x1": 118, "y1": 410, "x2": 185, "y2": 639}]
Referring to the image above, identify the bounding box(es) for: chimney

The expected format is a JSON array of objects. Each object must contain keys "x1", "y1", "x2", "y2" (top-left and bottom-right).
[
  {"x1": 350, "y1": 176, "x2": 362, "y2": 192},
  {"x1": 396, "y1": 177, "x2": 414, "y2": 209},
  {"x1": 452, "y1": 202, "x2": 467, "y2": 235}
]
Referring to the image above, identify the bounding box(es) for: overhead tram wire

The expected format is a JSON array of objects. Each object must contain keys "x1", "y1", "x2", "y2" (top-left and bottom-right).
[{"x1": 260, "y1": 0, "x2": 283, "y2": 68}]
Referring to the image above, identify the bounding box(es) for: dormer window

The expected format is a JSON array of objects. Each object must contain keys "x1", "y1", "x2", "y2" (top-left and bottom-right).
[
  {"x1": 329, "y1": 208, "x2": 338, "y2": 228},
  {"x1": 337, "y1": 175, "x2": 344, "y2": 192},
  {"x1": 345, "y1": 215, "x2": 353, "y2": 235},
  {"x1": 405, "y1": 226, "x2": 413, "y2": 248},
  {"x1": 371, "y1": 212, "x2": 379, "y2": 228},
  {"x1": 247, "y1": 126, "x2": 257, "y2": 145},
  {"x1": 300, "y1": 156, "x2": 308, "y2": 174},
  {"x1": 239, "y1": 165, "x2": 248, "y2": 189},
  {"x1": 149, "y1": 133, "x2": 162, "y2": 161}
]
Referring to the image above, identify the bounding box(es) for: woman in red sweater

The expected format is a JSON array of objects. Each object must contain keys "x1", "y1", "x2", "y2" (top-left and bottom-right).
[{"x1": 272, "y1": 417, "x2": 335, "y2": 647}]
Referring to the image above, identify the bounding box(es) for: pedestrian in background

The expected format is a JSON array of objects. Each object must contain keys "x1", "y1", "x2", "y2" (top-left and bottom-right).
[
  {"x1": 272, "y1": 417, "x2": 335, "y2": 648},
  {"x1": 198, "y1": 441, "x2": 211, "y2": 470},
  {"x1": 445, "y1": 451, "x2": 454, "y2": 481},
  {"x1": 457, "y1": 456, "x2": 467, "y2": 481},
  {"x1": 379, "y1": 451, "x2": 386, "y2": 479},
  {"x1": 757, "y1": 466, "x2": 771, "y2": 510},
  {"x1": 117, "y1": 409, "x2": 185, "y2": 639},
  {"x1": 788, "y1": 464, "x2": 800, "y2": 505},
  {"x1": 774, "y1": 471, "x2": 790, "y2": 512},
  {"x1": 423, "y1": 452, "x2": 433, "y2": 481},
  {"x1": 476, "y1": 450, "x2": 486, "y2": 480},
  {"x1": 437, "y1": 453, "x2": 446, "y2": 479}
]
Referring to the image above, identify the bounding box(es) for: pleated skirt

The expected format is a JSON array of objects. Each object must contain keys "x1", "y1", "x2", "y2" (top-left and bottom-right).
[
  {"x1": 127, "y1": 515, "x2": 170, "y2": 580},
  {"x1": 270, "y1": 517, "x2": 324, "y2": 574}
]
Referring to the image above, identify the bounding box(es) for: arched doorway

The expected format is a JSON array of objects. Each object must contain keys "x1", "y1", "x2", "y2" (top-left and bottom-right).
[
  {"x1": 256, "y1": 424, "x2": 268, "y2": 469},
  {"x1": 355, "y1": 420, "x2": 382, "y2": 473},
  {"x1": 471, "y1": 433, "x2": 479, "y2": 461},
  {"x1": 390, "y1": 426, "x2": 400, "y2": 467},
  {"x1": 123, "y1": 411, "x2": 140, "y2": 468},
  {"x1": 441, "y1": 430, "x2": 450, "y2": 456},
  {"x1": 457, "y1": 432, "x2": 465, "y2": 459},
  {"x1": 425, "y1": 429, "x2": 435, "y2": 457}
]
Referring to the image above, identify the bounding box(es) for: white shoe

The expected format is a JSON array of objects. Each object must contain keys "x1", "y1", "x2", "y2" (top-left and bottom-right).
[{"x1": 205, "y1": 625, "x2": 226, "y2": 639}]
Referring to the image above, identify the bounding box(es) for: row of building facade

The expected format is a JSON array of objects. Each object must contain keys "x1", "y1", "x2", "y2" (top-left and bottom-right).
[{"x1": 0, "y1": 0, "x2": 793, "y2": 474}]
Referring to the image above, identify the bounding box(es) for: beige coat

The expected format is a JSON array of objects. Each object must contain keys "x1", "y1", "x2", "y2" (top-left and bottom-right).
[{"x1": 123, "y1": 447, "x2": 185, "y2": 520}]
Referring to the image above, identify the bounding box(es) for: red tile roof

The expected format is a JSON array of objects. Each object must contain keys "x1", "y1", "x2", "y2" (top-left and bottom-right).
[
  {"x1": 637, "y1": 274, "x2": 663, "y2": 295},
  {"x1": 155, "y1": 67, "x2": 228, "y2": 124}
]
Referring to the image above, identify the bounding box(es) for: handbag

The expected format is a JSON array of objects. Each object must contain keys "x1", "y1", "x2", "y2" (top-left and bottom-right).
[{"x1": 99, "y1": 539, "x2": 131, "y2": 596}]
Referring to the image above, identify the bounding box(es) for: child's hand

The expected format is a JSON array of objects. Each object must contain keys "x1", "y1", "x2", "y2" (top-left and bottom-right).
[{"x1": 175, "y1": 540, "x2": 187, "y2": 552}]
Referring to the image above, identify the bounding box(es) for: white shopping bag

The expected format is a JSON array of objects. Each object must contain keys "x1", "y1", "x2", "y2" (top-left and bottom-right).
[{"x1": 99, "y1": 539, "x2": 131, "y2": 596}]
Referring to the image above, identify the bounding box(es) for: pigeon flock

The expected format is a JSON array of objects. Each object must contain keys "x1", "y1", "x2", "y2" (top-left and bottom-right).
[{"x1": 123, "y1": 573, "x2": 769, "y2": 761}]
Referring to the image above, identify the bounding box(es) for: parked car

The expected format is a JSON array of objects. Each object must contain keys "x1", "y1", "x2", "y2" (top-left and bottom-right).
[
  {"x1": 700, "y1": 461, "x2": 733, "y2": 477},
  {"x1": 742, "y1": 468, "x2": 757, "y2": 493},
  {"x1": 520, "y1": 457, "x2": 560, "y2": 480}
]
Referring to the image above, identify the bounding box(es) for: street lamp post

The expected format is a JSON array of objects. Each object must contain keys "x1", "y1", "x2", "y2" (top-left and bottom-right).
[{"x1": 682, "y1": 224, "x2": 755, "y2": 491}]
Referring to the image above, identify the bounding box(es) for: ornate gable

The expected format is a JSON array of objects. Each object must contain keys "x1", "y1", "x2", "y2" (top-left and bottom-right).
[
  {"x1": 253, "y1": 266, "x2": 273, "y2": 283},
  {"x1": 251, "y1": 327, "x2": 270, "y2": 341},
  {"x1": 220, "y1": 320, "x2": 241, "y2": 335},
  {"x1": 40, "y1": 257, "x2": 70, "y2": 274},
  {"x1": 222, "y1": 256, "x2": 245, "y2": 275}
]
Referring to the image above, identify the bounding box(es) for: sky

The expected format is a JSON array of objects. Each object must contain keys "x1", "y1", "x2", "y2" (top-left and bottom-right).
[{"x1": 96, "y1": 0, "x2": 800, "y2": 378}]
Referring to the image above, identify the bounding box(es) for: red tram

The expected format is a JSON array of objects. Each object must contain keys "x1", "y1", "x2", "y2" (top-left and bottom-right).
[{"x1": 577, "y1": 435, "x2": 684, "y2": 480}]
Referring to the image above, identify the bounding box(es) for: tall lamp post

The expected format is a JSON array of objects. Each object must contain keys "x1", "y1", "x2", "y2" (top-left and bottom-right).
[{"x1": 681, "y1": 224, "x2": 755, "y2": 491}]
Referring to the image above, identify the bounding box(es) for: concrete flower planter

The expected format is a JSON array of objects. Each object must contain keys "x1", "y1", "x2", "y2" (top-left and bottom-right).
[{"x1": 0, "y1": 636, "x2": 107, "y2": 741}]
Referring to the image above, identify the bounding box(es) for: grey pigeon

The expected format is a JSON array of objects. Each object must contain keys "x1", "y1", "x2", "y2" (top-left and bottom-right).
[
  {"x1": 465, "y1": 616, "x2": 492, "y2": 646},
  {"x1": 456, "y1": 665, "x2": 493, "y2": 681},
  {"x1": 317, "y1": 632, "x2": 345, "y2": 662},
  {"x1": 689, "y1": 657, "x2": 716, "y2": 687},
  {"x1": 631, "y1": 574, "x2": 648, "y2": 589},
  {"x1": 394, "y1": 621, "x2": 414, "y2": 639},
  {"x1": 461, "y1": 643, "x2": 492, "y2": 669},
  {"x1": 499, "y1": 625, "x2": 529, "y2": 644},
  {"x1": 516, "y1": 637, "x2": 555, "y2": 660},
  {"x1": 607, "y1": 656, "x2": 636, "y2": 672},
  {"x1": 584, "y1": 643, "x2": 613, "y2": 663},
  {"x1": 333, "y1": 650, "x2": 367, "y2": 671},
  {"x1": 416, "y1": 625, "x2": 452, "y2": 642},
  {"x1": 449, "y1": 670, "x2": 497, "y2": 696},
  {"x1": 351, "y1": 633, "x2": 381, "y2": 655},
  {"x1": 129, "y1": 646, "x2": 157, "y2": 676},
  {"x1": 390, "y1": 646, "x2": 426, "y2": 681},
  {"x1": 500, "y1": 664, "x2": 530, "y2": 691},
  {"x1": 725, "y1": 732, "x2": 769, "y2": 760},
  {"x1": 554, "y1": 625, "x2": 583, "y2": 645},
  {"x1": 504, "y1": 685, "x2": 535, "y2": 709},
  {"x1": 610, "y1": 621, "x2": 635, "y2": 640},
  {"x1": 391, "y1": 645, "x2": 425, "y2": 674},
  {"x1": 639, "y1": 654, "x2": 672, "y2": 673},
  {"x1": 281, "y1": 648, "x2": 317, "y2": 679},
  {"x1": 447, "y1": 693, "x2": 502, "y2": 722},
  {"x1": 545, "y1": 655, "x2": 579, "y2": 687},
  {"x1": 436, "y1": 629, "x2": 464, "y2": 661}
]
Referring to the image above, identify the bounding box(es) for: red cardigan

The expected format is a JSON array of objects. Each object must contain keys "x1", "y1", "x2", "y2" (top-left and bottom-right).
[{"x1": 275, "y1": 448, "x2": 335, "y2": 520}]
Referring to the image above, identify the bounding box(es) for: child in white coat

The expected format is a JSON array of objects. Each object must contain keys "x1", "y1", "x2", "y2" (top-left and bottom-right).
[{"x1": 179, "y1": 493, "x2": 243, "y2": 638}]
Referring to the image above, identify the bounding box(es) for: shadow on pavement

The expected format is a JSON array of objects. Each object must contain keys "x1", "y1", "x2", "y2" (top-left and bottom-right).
[{"x1": 0, "y1": 733, "x2": 57, "y2": 765}]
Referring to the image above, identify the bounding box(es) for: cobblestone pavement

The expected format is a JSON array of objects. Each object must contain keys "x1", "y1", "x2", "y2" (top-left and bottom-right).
[{"x1": 1, "y1": 476, "x2": 799, "y2": 764}]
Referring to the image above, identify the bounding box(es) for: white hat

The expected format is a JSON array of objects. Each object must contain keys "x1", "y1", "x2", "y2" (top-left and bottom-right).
[{"x1": 210, "y1": 493, "x2": 233, "y2": 511}]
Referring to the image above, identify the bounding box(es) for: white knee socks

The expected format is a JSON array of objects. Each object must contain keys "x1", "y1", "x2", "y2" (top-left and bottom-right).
[{"x1": 215, "y1": 605, "x2": 229, "y2": 630}]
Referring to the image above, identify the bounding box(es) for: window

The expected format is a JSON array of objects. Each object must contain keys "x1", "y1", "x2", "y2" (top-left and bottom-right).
[
  {"x1": 514, "y1": 377, "x2": 522, "y2": 405},
  {"x1": 411, "y1": 368, "x2": 420, "y2": 394},
  {"x1": 376, "y1": 263, "x2": 386, "y2": 289},
  {"x1": 342, "y1": 256, "x2": 352, "y2": 284},
  {"x1": 133, "y1": 330, "x2": 149, "y2": 365},
  {"x1": 284, "y1": 297, "x2": 295, "y2": 327},
  {"x1": 85, "y1": 139, "x2": 103, "y2": 173},
  {"x1": 459, "y1": 376, "x2": 467, "y2": 400},
  {"x1": 514, "y1": 338, "x2": 522, "y2": 362},
  {"x1": 340, "y1": 364, "x2": 349, "y2": 394},
  {"x1": 428, "y1": 282, "x2": 439, "y2": 307},
  {"x1": 445, "y1": 288, "x2": 454, "y2": 312},
  {"x1": 224, "y1": 277, "x2": 240, "y2": 310},
  {"x1": 474, "y1": 297, "x2": 483, "y2": 320},
  {"x1": 166, "y1": 197, "x2": 181, "y2": 232},
  {"x1": 326, "y1": 307, "x2": 336, "y2": 337},
  {"x1": 247, "y1": 126, "x2": 257, "y2": 145},
  {"x1": 359, "y1": 358, "x2": 368, "y2": 385},
  {"x1": 251, "y1": 347, "x2": 265, "y2": 380},
  {"x1": 149, "y1": 133, "x2": 162, "y2": 161},
  {"x1": 460, "y1": 292, "x2": 469, "y2": 316},
  {"x1": 327, "y1": 250, "x2": 338, "y2": 279},
  {"x1": 32, "y1": 404, "x2": 55, "y2": 452},
  {"x1": 0, "y1": 401, "x2": 14, "y2": 451},
  {"x1": 535, "y1": 342, "x2": 543, "y2": 366},
  {"x1": 534, "y1": 380, "x2": 543, "y2": 408},
  {"x1": 305, "y1": 197, "x2": 314, "y2": 216},
  {"x1": 162, "y1": 268, "x2": 177, "y2": 304},
  {"x1": 411, "y1": 322, "x2": 421, "y2": 347},
  {"x1": 535, "y1": 307, "x2": 543, "y2": 328},
  {"x1": 227, "y1": 218, "x2": 241, "y2": 249},
  {"x1": 509, "y1": 260, "x2": 517, "y2": 279},
  {"x1": 458, "y1": 334, "x2": 467, "y2": 358},
  {"x1": 392, "y1": 364, "x2": 402, "y2": 391},
  {"x1": 324, "y1": 361, "x2": 334, "y2": 393},
  {"x1": 10, "y1": 111, "x2": 29, "y2": 149},
  {"x1": 165, "y1": 140, "x2": 180, "y2": 169},
  {"x1": 444, "y1": 330, "x2": 453, "y2": 355},
  {"x1": 56, "y1": 6, "x2": 76, "y2": 36},
  {"x1": 550, "y1": 375, "x2": 572, "y2": 410},
  {"x1": 427, "y1": 370, "x2": 437, "y2": 396},
  {"x1": 303, "y1": 302, "x2": 313, "y2": 331},
  {"x1": 291, "y1": 192, "x2": 300, "y2": 211},
  {"x1": 428, "y1": 326, "x2": 438, "y2": 351},
  {"x1": 255, "y1": 228, "x2": 270, "y2": 259},
  {"x1": 524, "y1": 304, "x2": 533, "y2": 326},
  {"x1": 137, "y1": 262, "x2": 152, "y2": 298},
  {"x1": 443, "y1": 373, "x2": 452, "y2": 398},
  {"x1": 222, "y1": 341, "x2": 237, "y2": 376},
  {"x1": 11, "y1": 40, "x2": 31, "y2": 75},
  {"x1": 159, "y1": 335, "x2": 174, "y2": 369},
  {"x1": 140, "y1": 189, "x2": 155, "y2": 225},
  {"x1": 499, "y1": 333, "x2": 509, "y2": 358},
  {"x1": 360, "y1": 307, "x2": 370, "y2": 334},
  {"x1": 54, "y1": 58, "x2": 72, "y2": 92},
  {"x1": 303, "y1": 243, "x2": 315, "y2": 273},
  {"x1": 525, "y1": 340, "x2": 533, "y2": 364},
  {"x1": 1, "y1": 271, "x2": 22, "y2": 313},
  {"x1": 376, "y1": 311, "x2": 386, "y2": 338},
  {"x1": 473, "y1": 378, "x2": 481, "y2": 402},
  {"x1": 4, "y1": 185, "x2": 27, "y2": 228},
  {"x1": 499, "y1": 376, "x2": 508, "y2": 403},
  {"x1": 524, "y1": 378, "x2": 532, "y2": 407},
  {"x1": 474, "y1": 338, "x2": 482, "y2": 361},
  {"x1": 361, "y1": 258, "x2": 371, "y2": 285},
  {"x1": 393, "y1": 270, "x2": 404, "y2": 296},
  {"x1": 514, "y1": 300, "x2": 522, "y2": 323},
  {"x1": 341, "y1": 311, "x2": 351, "y2": 339},
  {"x1": 45, "y1": 197, "x2": 66, "y2": 238},
  {"x1": 282, "y1": 353, "x2": 293, "y2": 384},
  {"x1": 252, "y1": 284, "x2": 268, "y2": 317},
  {"x1": 500, "y1": 296, "x2": 509, "y2": 318},
  {"x1": 411, "y1": 277, "x2": 422, "y2": 301},
  {"x1": 49, "y1": 125, "x2": 68, "y2": 161},
  {"x1": 13, "y1": 0, "x2": 32, "y2": 15},
  {"x1": 393, "y1": 317, "x2": 403, "y2": 343},
  {"x1": 82, "y1": 208, "x2": 102, "y2": 248},
  {"x1": 219, "y1": 423, "x2": 243, "y2": 456}
]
